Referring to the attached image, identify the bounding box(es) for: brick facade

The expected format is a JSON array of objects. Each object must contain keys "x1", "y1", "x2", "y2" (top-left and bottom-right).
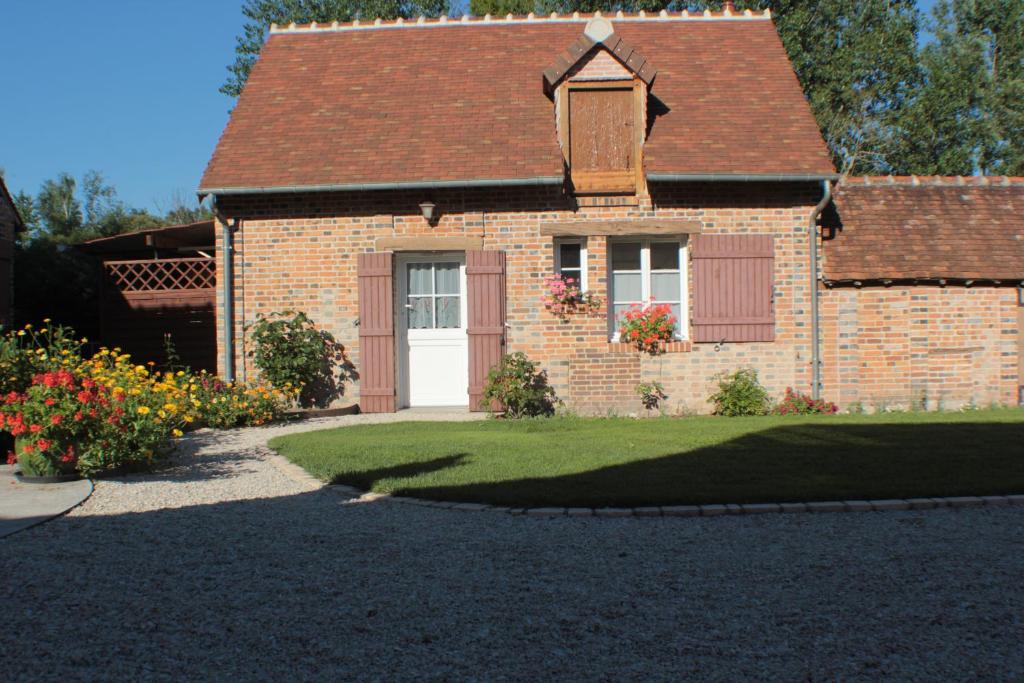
[
  {"x1": 216, "y1": 182, "x2": 833, "y2": 415},
  {"x1": 820, "y1": 286, "x2": 1020, "y2": 410}
]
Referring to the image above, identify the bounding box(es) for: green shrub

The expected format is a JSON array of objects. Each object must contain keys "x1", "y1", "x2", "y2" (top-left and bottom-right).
[
  {"x1": 635, "y1": 381, "x2": 668, "y2": 413},
  {"x1": 481, "y1": 352, "x2": 557, "y2": 418},
  {"x1": 708, "y1": 368, "x2": 770, "y2": 416},
  {"x1": 246, "y1": 311, "x2": 352, "y2": 408}
]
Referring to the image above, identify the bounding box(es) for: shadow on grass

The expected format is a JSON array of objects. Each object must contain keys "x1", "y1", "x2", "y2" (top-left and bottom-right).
[
  {"x1": 330, "y1": 453, "x2": 470, "y2": 489},
  {"x1": 364, "y1": 421, "x2": 1024, "y2": 508}
]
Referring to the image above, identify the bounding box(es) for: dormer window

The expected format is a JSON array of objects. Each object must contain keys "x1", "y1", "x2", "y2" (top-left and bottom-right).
[{"x1": 544, "y1": 17, "x2": 656, "y2": 197}]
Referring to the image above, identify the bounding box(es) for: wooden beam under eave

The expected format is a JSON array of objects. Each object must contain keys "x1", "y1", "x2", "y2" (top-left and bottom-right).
[{"x1": 539, "y1": 220, "x2": 702, "y2": 237}]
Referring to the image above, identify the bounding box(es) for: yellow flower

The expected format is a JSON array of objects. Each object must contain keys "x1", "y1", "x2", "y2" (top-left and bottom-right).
[
  {"x1": 183, "y1": 415, "x2": 195, "y2": 423},
  {"x1": 172, "y1": 429, "x2": 184, "y2": 438},
  {"x1": 157, "y1": 410, "x2": 167, "y2": 419},
  {"x1": 112, "y1": 387, "x2": 125, "y2": 394},
  {"x1": 16, "y1": 330, "x2": 24, "y2": 336},
  {"x1": 163, "y1": 403, "x2": 177, "y2": 412},
  {"x1": 129, "y1": 388, "x2": 141, "y2": 395},
  {"x1": 137, "y1": 406, "x2": 151, "y2": 415}
]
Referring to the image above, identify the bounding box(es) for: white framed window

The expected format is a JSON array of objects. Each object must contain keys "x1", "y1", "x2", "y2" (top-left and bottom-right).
[
  {"x1": 554, "y1": 238, "x2": 588, "y2": 291},
  {"x1": 608, "y1": 238, "x2": 688, "y2": 340}
]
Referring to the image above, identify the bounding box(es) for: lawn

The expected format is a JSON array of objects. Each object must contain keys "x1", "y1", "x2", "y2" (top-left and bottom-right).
[{"x1": 269, "y1": 409, "x2": 1024, "y2": 507}]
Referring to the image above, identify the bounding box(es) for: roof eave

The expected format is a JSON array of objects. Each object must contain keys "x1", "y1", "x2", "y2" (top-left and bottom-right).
[
  {"x1": 648, "y1": 172, "x2": 839, "y2": 183},
  {"x1": 198, "y1": 176, "x2": 566, "y2": 198}
]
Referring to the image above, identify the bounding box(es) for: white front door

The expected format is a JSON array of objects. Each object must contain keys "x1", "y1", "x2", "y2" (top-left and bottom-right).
[{"x1": 397, "y1": 254, "x2": 469, "y2": 407}]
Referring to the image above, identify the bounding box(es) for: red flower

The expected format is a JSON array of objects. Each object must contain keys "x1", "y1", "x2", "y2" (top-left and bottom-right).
[
  {"x1": 44, "y1": 398, "x2": 57, "y2": 406},
  {"x1": 29, "y1": 424, "x2": 42, "y2": 434},
  {"x1": 21, "y1": 443, "x2": 35, "y2": 454},
  {"x1": 74, "y1": 411, "x2": 85, "y2": 422},
  {"x1": 50, "y1": 414, "x2": 63, "y2": 425},
  {"x1": 5, "y1": 451, "x2": 16, "y2": 465},
  {"x1": 35, "y1": 439, "x2": 52, "y2": 452}
]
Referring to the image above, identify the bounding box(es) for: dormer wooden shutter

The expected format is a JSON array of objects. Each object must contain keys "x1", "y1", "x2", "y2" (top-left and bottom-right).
[
  {"x1": 691, "y1": 235, "x2": 775, "y2": 343},
  {"x1": 357, "y1": 252, "x2": 396, "y2": 413},
  {"x1": 568, "y1": 85, "x2": 636, "y2": 194}
]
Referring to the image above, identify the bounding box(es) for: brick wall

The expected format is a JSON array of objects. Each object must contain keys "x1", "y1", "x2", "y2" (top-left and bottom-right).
[
  {"x1": 820, "y1": 286, "x2": 1020, "y2": 410},
  {"x1": 217, "y1": 182, "x2": 826, "y2": 415}
]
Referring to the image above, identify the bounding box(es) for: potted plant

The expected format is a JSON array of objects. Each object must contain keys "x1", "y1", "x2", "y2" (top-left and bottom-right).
[
  {"x1": 541, "y1": 275, "x2": 600, "y2": 320},
  {"x1": 618, "y1": 302, "x2": 677, "y2": 353}
]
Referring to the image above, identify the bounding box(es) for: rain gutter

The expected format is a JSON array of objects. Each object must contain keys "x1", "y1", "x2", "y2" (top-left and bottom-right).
[
  {"x1": 647, "y1": 172, "x2": 840, "y2": 183},
  {"x1": 210, "y1": 196, "x2": 237, "y2": 383},
  {"x1": 198, "y1": 176, "x2": 565, "y2": 198},
  {"x1": 809, "y1": 179, "x2": 832, "y2": 401}
]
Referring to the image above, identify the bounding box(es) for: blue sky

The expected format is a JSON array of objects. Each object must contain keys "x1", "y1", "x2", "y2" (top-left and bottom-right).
[{"x1": 1, "y1": 0, "x2": 941, "y2": 214}]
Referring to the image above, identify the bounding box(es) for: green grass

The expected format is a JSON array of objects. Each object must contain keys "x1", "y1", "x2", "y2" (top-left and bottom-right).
[{"x1": 269, "y1": 409, "x2": 1024, "y2": 507}]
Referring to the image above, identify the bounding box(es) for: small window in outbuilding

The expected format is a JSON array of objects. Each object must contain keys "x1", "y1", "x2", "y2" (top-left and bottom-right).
[
  {"x1": 568, "y1": 84, "x2": 637, "y2": 194},
  {"x1": 554, "y1": 239, "x2": 587, "y2": 290}
]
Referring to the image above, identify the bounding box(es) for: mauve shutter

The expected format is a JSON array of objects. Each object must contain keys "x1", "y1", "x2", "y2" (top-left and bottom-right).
[
  {"x1": 691, "y1": 234, "x2": 775, "y2": 343},
  {"x1": 357, "y1": 252, "x2": 396, "y2": 413},
  {"x1": 466, "y1": 250, "x2": 506, "y2": 411}
]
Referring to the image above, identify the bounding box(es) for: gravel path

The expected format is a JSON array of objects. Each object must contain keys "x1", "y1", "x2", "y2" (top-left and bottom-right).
[{"x1": 2, "y1": 413, "x2": 1023, "y2": 681}]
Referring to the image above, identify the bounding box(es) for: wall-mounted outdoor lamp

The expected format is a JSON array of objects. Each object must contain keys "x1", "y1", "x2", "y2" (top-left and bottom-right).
[{"x1": 418, "y1": 200, "x2": 437, "y2": 225}]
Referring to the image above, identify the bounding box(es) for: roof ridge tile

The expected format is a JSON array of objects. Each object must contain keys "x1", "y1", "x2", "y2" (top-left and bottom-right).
[{"x1": 268, "y1": 10, "x2": 772, "y2": 34}]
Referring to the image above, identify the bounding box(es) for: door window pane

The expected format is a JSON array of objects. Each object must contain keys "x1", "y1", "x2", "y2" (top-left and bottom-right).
[
  {"x1": 407, "y1": 264, "x2": 432, "y2": 295},
  {"x1": 612, "y1": 272, "x2": 642, "y2": 302},
  {"x1": 436, "y1": 296, "x2": 460, "y2": 328},
  {"x1": 611, "y1": 242, "x2": 641, "y2": 271},
  {"x1": 434, "y1": 262, "x2": 460, "y2": 295},
  {"x1": 408, "y1": 296, "x2": 433, "y2": 329},
  {"x1": 651, "y1": 272, "x2": 679, "y2": 302},
  {"x1": 650, "y1": 242, "x2": 679, "y2": 270}
]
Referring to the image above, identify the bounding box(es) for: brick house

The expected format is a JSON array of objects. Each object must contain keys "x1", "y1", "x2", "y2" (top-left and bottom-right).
[
  {"x1": 0, "y1": 176, "x2": 24, "y2": 328},
  {"x1": 199, "y1": 10, "x2": 1022, "y2": 414}
]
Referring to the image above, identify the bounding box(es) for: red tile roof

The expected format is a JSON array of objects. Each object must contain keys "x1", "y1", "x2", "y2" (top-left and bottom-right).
[
  {"x1": 199, "y1": 13, "x2": 834, "y2": 194},
  {"x1": 825, "y1": 176, "x2": 1024, "y2": 282}
]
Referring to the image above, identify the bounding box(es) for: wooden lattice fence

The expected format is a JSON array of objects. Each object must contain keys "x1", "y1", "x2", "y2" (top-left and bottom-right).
[{"x1": 101, "y1": 257, "x2": 217, "y2": 371}]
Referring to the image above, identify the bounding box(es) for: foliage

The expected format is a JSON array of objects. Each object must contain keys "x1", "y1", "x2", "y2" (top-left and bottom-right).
[
  {"x1": 481, "y1": 352, "x2": 557, "y2": 418},
  {"x1": 221, "y1": 0, "x2": 450, "y2": 98},
  {"x1": 708, "y1": 368, "x2": 770, "y2": 416},
  {"x1": 635, "y1": 380, "x2": 667, "y2": 412},
  {"x1": 773, "y1": 387, "x2": 838, "y2": 415},
  {"x1": 618, "y1": 302, "x2": 676, "y2": 353},
  {"x1": 886, "y1": 0, "x2": 1024, "y2": 176},
  {"x1": 0, "y1": 323, "x2": 292, "y2": 476},
  {"x1": 541, "y1": 274, "x2": 600, "y2": 319},
  {"x1": 246, "y1": 311, "x2": 352, "y2": 408}
]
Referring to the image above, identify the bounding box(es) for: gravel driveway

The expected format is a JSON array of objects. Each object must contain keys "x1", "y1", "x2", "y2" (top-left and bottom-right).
[{"x1": 2, "y1": 414, "x2": 1023, "y2": 681}]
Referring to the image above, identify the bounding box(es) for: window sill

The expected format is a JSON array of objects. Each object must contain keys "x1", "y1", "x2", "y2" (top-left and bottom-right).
[{"x1": 607, "y1": 340, "x2": 692, "y2": 354}]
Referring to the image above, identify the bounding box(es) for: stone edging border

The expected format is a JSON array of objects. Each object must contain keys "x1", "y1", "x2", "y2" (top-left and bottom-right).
[{"x1": 263, "y1": 447, "x2": 1024, "y2": 517}]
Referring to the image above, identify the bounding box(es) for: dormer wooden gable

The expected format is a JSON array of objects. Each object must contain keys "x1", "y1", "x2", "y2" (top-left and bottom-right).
[{"x1": 544, "y1": 17, "x2": 657, "y2": 197}]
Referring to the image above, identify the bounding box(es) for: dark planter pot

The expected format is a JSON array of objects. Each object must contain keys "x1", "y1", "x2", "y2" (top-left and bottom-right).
[{"x1": 14, "y1": 471, "x2": 83, "y2": 484}]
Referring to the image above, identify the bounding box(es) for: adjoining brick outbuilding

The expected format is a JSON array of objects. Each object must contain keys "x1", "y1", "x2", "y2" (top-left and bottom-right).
[
  {"x1": 199, "y1": 11, "x2": 1021, "y2": 414},
  {"x1": 821, "y1": 176, "x2": 1024, "y2": 410}
]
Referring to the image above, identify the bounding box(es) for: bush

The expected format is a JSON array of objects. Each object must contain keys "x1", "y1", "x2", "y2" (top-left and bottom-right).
[
  {"x1": 481, "y1": 352, "x2": 557, "y2": 418},
  {"x1": 246, "y1": 311, "x2": 351, "y2": 408},
  {"x1": 773, "y1": 387, "x2": 838, "y2": 415},
  {"x1": 708, "y1": 368, "x2": 770, "y2": 416}
]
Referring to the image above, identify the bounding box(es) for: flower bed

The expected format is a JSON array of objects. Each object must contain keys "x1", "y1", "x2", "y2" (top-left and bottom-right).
[{"x1": 0, "y1": 323, "x2": 293, "y2": 477}]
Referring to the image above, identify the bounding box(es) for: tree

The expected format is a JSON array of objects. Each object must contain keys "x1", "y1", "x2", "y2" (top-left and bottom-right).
[
  {"x1": 888, "y1": 0, "x2": 1024, "y2": 175},
  {"x1": 12, "y1": 191, "x2": 39, "y2": 238},
  {"x1": 221, "y1": 0, "x2": 450, "y2": 98},
  {"x1": 36, "y1": 173, "x2": 82, "y2": 239}
]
